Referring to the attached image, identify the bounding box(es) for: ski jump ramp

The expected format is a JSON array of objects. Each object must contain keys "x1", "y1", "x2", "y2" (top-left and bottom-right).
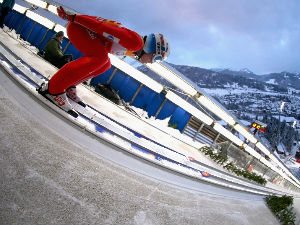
[
  {"x1": 1, "y1": 23, "x2": 300, "y2": 225},
  {"x1": 0, "y1": 49, "x2": 283, "y2": 225}
]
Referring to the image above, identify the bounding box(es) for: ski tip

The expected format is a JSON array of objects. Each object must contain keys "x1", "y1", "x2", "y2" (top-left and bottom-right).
[{"x1": 67, "y1": 110, "x2": 79, "y2": 118}]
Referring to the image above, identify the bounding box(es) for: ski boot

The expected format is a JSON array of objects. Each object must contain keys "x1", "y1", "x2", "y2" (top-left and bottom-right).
[
  {"x1": 66, "y1": 86, "x2": 86, "y2": 107},
  {"x1": 37, "y1": 82, "x2": 79, "y2": 118}
]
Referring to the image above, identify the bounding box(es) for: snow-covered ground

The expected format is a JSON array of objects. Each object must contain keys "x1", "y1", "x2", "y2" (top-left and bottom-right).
[{"x1": 202, "y1": 86, "x2": 288, "y2": 96}]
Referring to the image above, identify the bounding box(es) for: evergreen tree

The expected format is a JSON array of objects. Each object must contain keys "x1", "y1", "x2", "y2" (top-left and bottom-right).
[{"x1": 262, "y1": 116, "x2": 297, "y2": 152}]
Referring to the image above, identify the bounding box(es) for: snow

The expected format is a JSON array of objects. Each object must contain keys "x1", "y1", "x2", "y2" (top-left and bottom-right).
[
  {"x1": 200, "y1": 86, "x2": 282, "y2": 97},
  {"x1": 279, "y1": 116, "x2": 297, "y2": 123},
  {"x1": 240, "y1": 68, "x2": 253, "y2": 74},
  {"x1": 276, "y1": 143, "x2": 286, "y2": 152},
  {"x1": 266, "y1": 79, "x2": 277, "y2": 85},
  {"x1": 130, "y1": 106, "x2": 205, "y2": 149}
]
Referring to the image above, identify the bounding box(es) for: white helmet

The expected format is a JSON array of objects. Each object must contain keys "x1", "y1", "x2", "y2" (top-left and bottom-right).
[{"x1": 143, "y1": 33, "x2": 170, "y2": 62}]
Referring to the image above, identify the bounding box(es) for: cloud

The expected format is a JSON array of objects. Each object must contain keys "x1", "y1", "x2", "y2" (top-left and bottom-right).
[{"x1": 53, "y1": 0, "x2": 300, "y2": 73}]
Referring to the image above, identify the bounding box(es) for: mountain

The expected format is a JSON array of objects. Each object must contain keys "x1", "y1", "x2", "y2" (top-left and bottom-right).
[
  {"x1": 210, "y1": 68, "x2": 300, "y2": 90},
  {"x1": 258, "y1": 72, "x2": 300, "y2": 90},
  {"x1": 140, "y1": 64, "x2": 298, "y2": 92},
  {"x1": 211, "y1": 68, "x2": 258, "y2": 79},
  {"x1": 139, "y1": 63, "x2": 300, "y2": 152}
]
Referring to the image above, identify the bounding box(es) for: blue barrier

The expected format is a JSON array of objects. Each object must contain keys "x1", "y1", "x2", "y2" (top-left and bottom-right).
[
  {"x1": 118, "y1": 76, "x2": 140, "y2": 102},
  {"x1": 132, "y1": 85, "x2": 157, "y2": 110},
  {"x1": 6, "y1": 11, "x2": 24, "y2": 31},
  {"x1": 90, "y1": 67, "x2": 114, "y2": 85},
  {"x1": 27, "y1": 23, "x2": 49, "y2": 47},
  {"x1": 169, "y1": 107, "x2": 191, "y2": 131},
  {"x1": 156, "y1": 100, "x2": 177, "y2": 120},
  {"x1": 3, "y1": 6, "x2": 14, "y2": 23},
  {"x1": 60, "y1": 37, "x2": 69, "y2": 50},
  {"x1": 109, "y1": 70, "x2": 131, "y2": 98},
  {"x1": 19, "y1": 17, "x2": 34, "y2": 40},
  {"x1": 3, "y1": 8, "x2": 191, "y2": 134},
  {"x1": 147, "y1": 92, "x2": 166, "y2": 117},
  {"x1": 63, "y1": 41, "x2": 83, "y2": 60}
]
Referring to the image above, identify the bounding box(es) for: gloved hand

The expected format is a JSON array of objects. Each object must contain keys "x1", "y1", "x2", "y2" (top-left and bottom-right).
[{"x1": 57, "y1": 6, "x2": 75, "y2": 21}]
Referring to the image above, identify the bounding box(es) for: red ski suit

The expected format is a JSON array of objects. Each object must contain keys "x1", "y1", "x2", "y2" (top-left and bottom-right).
[{"x1": 48, "y1": 15, "x2": 143, "y2": 94}]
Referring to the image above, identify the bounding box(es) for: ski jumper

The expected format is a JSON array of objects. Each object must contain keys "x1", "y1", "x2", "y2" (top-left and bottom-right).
[{"x1": 48, "y1": 15, "x2": 143, "y2": 95}]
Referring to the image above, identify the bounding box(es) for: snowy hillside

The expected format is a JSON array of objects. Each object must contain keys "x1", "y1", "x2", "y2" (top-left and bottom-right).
[
  {"x1": 139, "y1": 63, "x2": 300, "y2": 154},
  {"x1": 211, "y1": 68, "x2": 300, "y2": 90}
]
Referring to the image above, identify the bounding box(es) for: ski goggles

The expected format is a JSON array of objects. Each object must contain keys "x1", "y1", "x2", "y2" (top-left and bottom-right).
[
  {"x1": 152, "y1": 54, "x2": 163, "y2": 63},
  {"x1": 152, "y1": 34, "x2": 167, "y2": 63},
  {"x1": 152, "y1": 51, "x2": 165, "y2": 63}
]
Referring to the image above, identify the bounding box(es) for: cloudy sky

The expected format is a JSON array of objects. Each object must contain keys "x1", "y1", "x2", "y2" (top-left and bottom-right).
[{"x1": 51, "y1": 0, "x2": 300, "y2": 74}]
